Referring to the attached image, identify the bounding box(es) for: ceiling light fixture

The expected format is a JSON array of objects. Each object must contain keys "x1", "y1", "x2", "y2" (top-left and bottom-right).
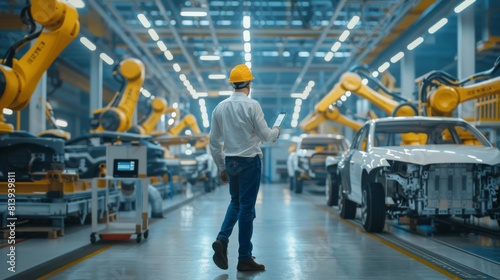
[
  {"x1": 324, "y1": 51, "x2": 334, "y2": 62},
  {"x1": 200, "y1": 55, "x2": 220, "y2": 61},
  {"x1": 454, "y1": 0, "x2": 476, "y2": 13},
  {"x1": 80, "y1": 37, "x2": 96, "y2": 51},
  {"x1": 99, "y1": 53, "x2": 114, "y2": 65},
  {"x1": 137, "y1": 13, "x2": 151, "y2": 28},
  {"x1": 377, "y1": 62, "x2": 390, "y2": 73},
  {"x1": 331, "y1": 42, "x2": 341, "y2": 52},
  {"x1": 390, "y1": 51, "x2": 405, "y2": 63},
  {"x1": 164, "y1": 50, "x2": 174, "y2": 60},
  {"x1": 243, "y1": 30, "x2": 251, "y2": 42},
  {"x1": 346, "y1": 16, "x2": 360, "y2": 29},
  {"x1": 148, "y1": 29, "x2": 159, "y2": 41},
  {"x1": 243, "y1": 15, "x2": 251, "y2": 28},
  {"x1": 209, "y1": 74, "x2": 226, "y2": 80},
  {"x1": 180, "y1": 7, "x2": 208, "y2": 17},
  {"x1": 3, "y1": 108, "x2": 13, "y2": 115},
  {"x1": 173, "y1": 63, "x2": 181, "y2": 72},
  {"x1": 428, "y1": 18, "x2": 448, "y2": 34},
  {"x1": 339, "y1": 30, "x2": 350, "y2": 42},
  {"x1": 407, "y1": 37, "x2": 424, "y2": 50},
  {"x1": 157, "y1": 41, "x2": 167, "y2": 51}
]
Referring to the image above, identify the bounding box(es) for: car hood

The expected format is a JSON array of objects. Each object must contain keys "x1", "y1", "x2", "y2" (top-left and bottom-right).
[{"x1": 370, "y1": 145, "x2": 500, "y2": 166}]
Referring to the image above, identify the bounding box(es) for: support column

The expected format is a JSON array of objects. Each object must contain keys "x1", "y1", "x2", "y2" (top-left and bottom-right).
[
  {"x1": 457, "y1": 5, "x2": 476, "y2": 119},
  {"x1": 29, "y1": 73, "x2": 47, "y2": 134},
  {"x1": 90, "y1": 51, "x2": 103, "y2": 118},
  {"x1": 400, "y1": 51, "x2": 415, "y2": 100}
]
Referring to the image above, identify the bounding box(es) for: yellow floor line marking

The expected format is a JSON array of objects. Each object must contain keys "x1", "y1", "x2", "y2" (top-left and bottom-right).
[
  {"x1": 314, "y1": 202, "x2": 461, "y2": 280},
  {"x1": 36, "y1": 245, "x2": 112, "y2": 280}
]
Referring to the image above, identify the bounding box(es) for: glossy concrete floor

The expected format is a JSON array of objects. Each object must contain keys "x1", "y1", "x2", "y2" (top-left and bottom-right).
[{"x1": 25, "y1": 183, "x2": 468, "y2": 280}]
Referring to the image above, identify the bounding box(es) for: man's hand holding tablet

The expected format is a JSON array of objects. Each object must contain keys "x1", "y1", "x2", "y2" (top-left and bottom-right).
[{"x1": 272, "y1": 112, "x2": 286, "y2": 140}]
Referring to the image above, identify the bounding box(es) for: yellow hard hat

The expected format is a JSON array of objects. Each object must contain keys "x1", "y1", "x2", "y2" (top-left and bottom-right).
[{"x1": 228, "y1": 64, "x2": 255, "y2": 83}]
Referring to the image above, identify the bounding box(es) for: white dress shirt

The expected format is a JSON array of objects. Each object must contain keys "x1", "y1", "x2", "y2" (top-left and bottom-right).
[{"x1": 209, "y1": 92, "x2": 279, "y2": 172}]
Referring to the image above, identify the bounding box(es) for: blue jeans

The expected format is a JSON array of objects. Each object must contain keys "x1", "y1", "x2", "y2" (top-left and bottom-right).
[{"x1": 217, "y1": 155, "x2": 261, "y2": 260}]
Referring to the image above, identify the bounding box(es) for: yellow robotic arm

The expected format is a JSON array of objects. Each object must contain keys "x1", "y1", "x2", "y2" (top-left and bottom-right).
[
  {"x1": 420, "y1": 57, "x2": 500, "y2": 117},
  {"x1": 425, "y1": 76, "x2": 500, "y2": 117},
  {"x1": 300, "y1": 106, "x2": 362, "y2": 133},
  {"x1": 168, "y1": 114, "x2": 208, "y2": 148},
  {"x1": 129, "y1": 97, "x2": 167, "y2": 135},
  {"x1": 0, "y1": 0, "x2": 79, "y2": 111},
  {"x1": 91, "y1": 58, "x2": 145, "y2": 132},
  {"x1": 168, "y1": 114, "x2": 201, "y2": 136},
  {"x1": 37, "y1": 101, "x2": 71, "y2": 140},
  {"x1": 316, "y1": 72, "x2": 416, "y2": 117}
]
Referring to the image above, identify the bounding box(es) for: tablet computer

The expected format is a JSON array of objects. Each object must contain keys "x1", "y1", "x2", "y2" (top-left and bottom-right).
[{"x1": 273, "y1": 112, "x2": 286, "y2": 127}]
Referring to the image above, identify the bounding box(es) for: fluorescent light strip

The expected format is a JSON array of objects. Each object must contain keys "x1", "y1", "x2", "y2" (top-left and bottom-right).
[
  {"x1": 331, "y1": 42, "x2": 341, "y2": 52},
  {"x1": 371, "y1": 71, "x2": 379, "y2": 78},
  {"x1": 148, "y1": 29, "x2": 159, "y2": 41},
  {"x1": 244, "y1": 42, "x2": 251, "y2": 53},
  {"x1": 137, "y1": 13, "x2": 151, "y2": 28},
  {"x1": 99, "y1": 53, "x2": 114, "y2": 65},
  {"x1": 157, "y1": 41, "x2": 167, "y2": 51},
  {"x1": 378, "y1": 62, "x2": 390, "y2": 73},
  {"x1": 454, "y1": 0, "x2": 476, "y2": 13},
  {"x1": 164, "y1": 50, "x2": 174, "y2": 60},
  {"x1": 324, "y1": 51, "x2": 334, "y2": 62},
  {"x1": 3, "y1": 108, "x2": 13, "y2": 115},
  {"x1": 80, "y1": 37, "x2": 96, "y2": 51},
  {"x1": 180, "y1": 10, "x2": 207, "y2": 17},
  {"x1": 245, "y1": 53, "x2": 252, "y2": 62},
  {"x1": 407, "y1": 37, "x2": 424, "y2": 50},
  {"x1": 142, "y1": 89, "x2": 151, "y2": 98},
  {"x1": 346, "y1": 16, "x2": 360, "y2": 29},
  {"x1": 308, "y1": 81, "x2": 315, "y2": 87},
  {"x1": 339, "y1": 30, "x2": 350, "y2": 42},
  {"x1": 173, "y1": 63, "x2": 181, "y2": 72},
  {"x1": 200, "y1": 55, "x2": 220, "y2": 61},
  {"x1": 243, "y1": 30, "x2": 251, "y2": 42},
  {"x1": 290, "y1": 93, "x2": 303, "y2": 98},
  {"x1": 390, "y1": 51, "x2": 405, "y2": 63},
  {"x1": 428, "y1": 18, "x2": 448, "y2": 34},
  {"x1": 245, "y1": 62, "x2": 252, "y2": 69},
  {"x1": 243, "y1": 15, "x2": 251, "y2": 28},
  {"x1": 179, "y1": 74, "x2": 187, "y2": 81},
  {"x1": 209, "y1": 74, "x2": 226, "y2": 80}
]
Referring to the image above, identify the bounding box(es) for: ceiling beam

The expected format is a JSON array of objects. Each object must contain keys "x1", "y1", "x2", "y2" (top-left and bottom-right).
[
  {"x1": 88, "y1": 0, "x2": 178, "y2": 100},
  {"x1": 129, "y1": 27, "x2": 368, "y2": 38},
  {"x1": 289, "y1": 0, "x2": 347, "y2": 94},
  {"x1": 154, "y1": 0, "x2": 209, "y2": 93},
  {"x1": 320, "y1": 0, "x2": 422, "y2": 94}
]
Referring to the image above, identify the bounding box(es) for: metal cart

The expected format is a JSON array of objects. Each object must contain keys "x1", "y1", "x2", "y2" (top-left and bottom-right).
[{"x1": 90, "y1": 177, "x2": 149, "y2": 243}]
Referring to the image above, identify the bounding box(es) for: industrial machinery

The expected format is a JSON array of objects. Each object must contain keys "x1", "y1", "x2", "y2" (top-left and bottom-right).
[
  {"x1": 37, "y1": 101, "x2": 71, "y2": 140},
  {"x1": 316, "y1": 71, "x2": 418, "y2": 118},
  {"x1": 128, "y1": 97, "x2": 168, "y2": 135},
  {"x1": 0, "y1": 0, "x2": 107, "y2": 228},
  {"x1": 299, "y1": 106, "x2": 363, "y2": 133},
  {"x1": 153, "y1": 114, "x2": 216, "y2": 192},
  {"x1": 415, "y1": 56, "x2": 500, "y2": 118},
  {"x1": 90, "y1": 58, "x2": 145, "y2": 133}
]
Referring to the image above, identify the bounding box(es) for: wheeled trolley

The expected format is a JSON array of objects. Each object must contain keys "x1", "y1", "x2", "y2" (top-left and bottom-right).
[{"x1": 90, "y1": 177, "x2": 149, "y2": 243}]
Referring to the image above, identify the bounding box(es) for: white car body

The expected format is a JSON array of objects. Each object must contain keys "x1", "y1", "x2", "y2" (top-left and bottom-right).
[
  {"x1": 287, "y1": 134, "x2": 349, "y2": 193},
  {"x1": 327, "y1": 117, "x2": 500, "y2": 232}
]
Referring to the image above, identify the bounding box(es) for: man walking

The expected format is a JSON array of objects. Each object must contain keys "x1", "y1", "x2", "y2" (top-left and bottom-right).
[{"x1": 209, "y1": 64, "x2": 280, "y2": 271}]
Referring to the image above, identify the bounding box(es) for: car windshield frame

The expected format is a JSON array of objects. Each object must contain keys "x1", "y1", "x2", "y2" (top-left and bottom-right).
[
  {"x1": 370, "y1": 119, "x2": 491, "y2": 148},
  {"x1": 299, "y1": 137, "x2": 348, "y2": 151}
]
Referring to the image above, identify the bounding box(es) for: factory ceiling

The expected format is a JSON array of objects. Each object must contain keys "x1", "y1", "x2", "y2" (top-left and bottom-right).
[{"x1": 0, "y1": 0, "x2": 498, "y2": 133}]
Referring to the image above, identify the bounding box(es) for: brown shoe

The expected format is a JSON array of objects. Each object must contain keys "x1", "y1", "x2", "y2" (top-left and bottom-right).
[
  {"x1": 237, "y1": 257, "x2": 265, "y2": 271},
  {"x1": 212, "y1": 239, "x2": 228, "y2": 270}
]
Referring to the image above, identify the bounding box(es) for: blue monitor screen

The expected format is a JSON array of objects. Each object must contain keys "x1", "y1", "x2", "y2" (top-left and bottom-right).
[{"x1": 117, "y1": 161, "x2": 135, "y2": 171}]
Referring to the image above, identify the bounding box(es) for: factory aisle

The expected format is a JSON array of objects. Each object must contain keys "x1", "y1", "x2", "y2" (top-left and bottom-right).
[{"x1": 20, "y1": 184, "x2": 456, "y2": 279}]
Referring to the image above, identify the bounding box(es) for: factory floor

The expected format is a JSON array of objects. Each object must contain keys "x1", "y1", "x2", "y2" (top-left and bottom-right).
[{"x1": 2, "y1": 183, "x2": 500, "y2": 280}]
